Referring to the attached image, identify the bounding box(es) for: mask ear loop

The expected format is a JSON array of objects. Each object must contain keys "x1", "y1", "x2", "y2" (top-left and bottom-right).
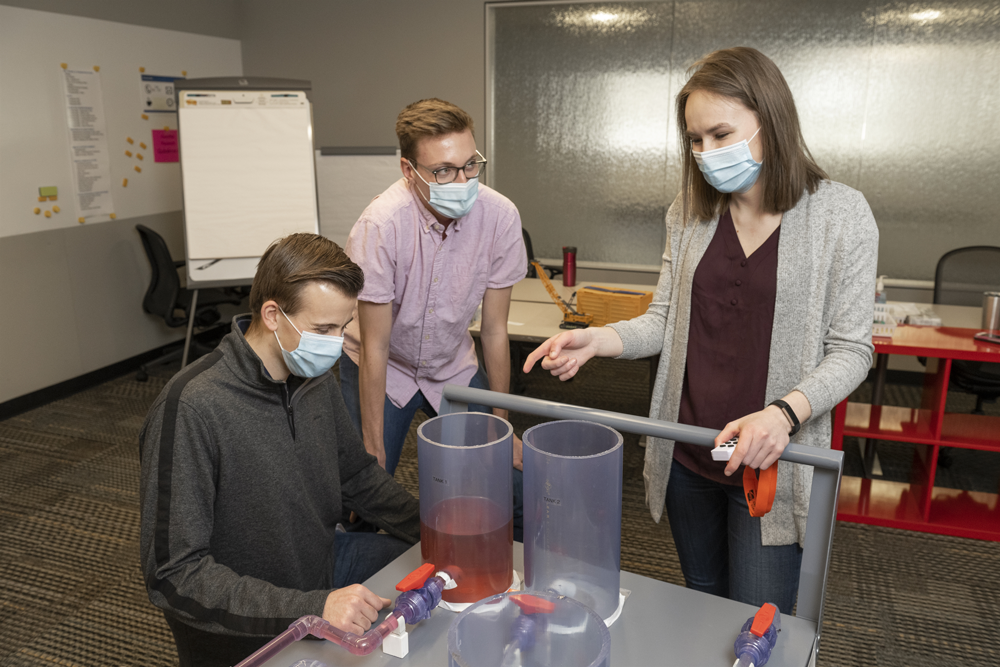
[
  {"x1": 743, "y1": 463, "x2": 777, "y2": 517},
  {"x1": 406, "y1": 159, "x2": 437, "y2": 210},
  {"x1": 273, "y1": 307, "x2": 300, "y2": 352}
]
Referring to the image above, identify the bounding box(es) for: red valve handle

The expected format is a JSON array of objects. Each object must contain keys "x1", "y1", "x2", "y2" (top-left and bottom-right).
[
  {"x1": 511, "y1": 594, "x2": 556, "y2": 615},
  {"x1": 751, "y1": 603, "x2": 778, "y2": 637},
  {"x1": 396, "y1": 563, "x2": 436, "y2": 592}
]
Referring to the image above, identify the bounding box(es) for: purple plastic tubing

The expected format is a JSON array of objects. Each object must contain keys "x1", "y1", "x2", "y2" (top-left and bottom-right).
[{"x1": 523, "y1": 420, "x2": 623, "y2": 620}]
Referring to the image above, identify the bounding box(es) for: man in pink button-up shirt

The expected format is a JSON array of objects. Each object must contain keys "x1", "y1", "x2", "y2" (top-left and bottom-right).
[{"x1": 339, "y1": 99, "x2": 526, "y2": 537}]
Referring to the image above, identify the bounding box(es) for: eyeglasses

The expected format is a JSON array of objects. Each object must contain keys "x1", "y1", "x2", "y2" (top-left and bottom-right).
[{"x1": 409, "y1": 151, "x2": 487, "y2": 185}]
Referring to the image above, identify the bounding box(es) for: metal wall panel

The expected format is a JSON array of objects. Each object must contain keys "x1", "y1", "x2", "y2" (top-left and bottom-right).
[
  {"x1": 490, "y1": 2, "x2": 675, "y2": 266},
  {"x1": 860, "y1": 0, "x2": 1000, "y2": 279},
  {"x1": 488, "y1": 0, "x2": 1000, "y2": 279}
]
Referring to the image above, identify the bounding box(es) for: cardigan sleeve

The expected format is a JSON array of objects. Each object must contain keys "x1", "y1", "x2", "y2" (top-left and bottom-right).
[
  {"x1": 607, "y1": 198, "x2": 682, "y2": 359},
  {"x1": 794, "y1": 188, "x2": 879, "y2": 417}
]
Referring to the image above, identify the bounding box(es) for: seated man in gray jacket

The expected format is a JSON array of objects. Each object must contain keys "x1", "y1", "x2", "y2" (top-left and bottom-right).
[{"x1": 139, "y1": 233, "x2": 420, "y2": 667}]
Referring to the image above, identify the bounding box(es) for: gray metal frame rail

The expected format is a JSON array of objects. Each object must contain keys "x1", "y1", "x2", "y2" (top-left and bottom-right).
[{"x1": 440, "y1": 384, "x2": 844, "y2": 660}]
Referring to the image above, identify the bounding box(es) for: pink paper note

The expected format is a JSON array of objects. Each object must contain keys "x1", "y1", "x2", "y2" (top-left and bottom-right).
[{"x1": 152, "y1": 129, "x2": 179, "y2": 163}]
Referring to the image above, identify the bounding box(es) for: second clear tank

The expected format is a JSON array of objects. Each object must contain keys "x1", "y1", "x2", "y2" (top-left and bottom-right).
[{"x1": 522, "y1": 420, "x2": 623, "y2": 621}]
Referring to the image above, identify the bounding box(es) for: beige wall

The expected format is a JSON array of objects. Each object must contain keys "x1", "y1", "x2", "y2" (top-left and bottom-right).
[
  {"x1": 0, "y1": 0, "x2": 240, "y2": 403},
  {"x1": 239, "y1": 0, "x2": 495, "y2": 148}
]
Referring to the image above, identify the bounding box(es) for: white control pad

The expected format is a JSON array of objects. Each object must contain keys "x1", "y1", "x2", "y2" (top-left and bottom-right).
[{"x1": 711, "y1": 438, "x2": 739, "y2": 462}]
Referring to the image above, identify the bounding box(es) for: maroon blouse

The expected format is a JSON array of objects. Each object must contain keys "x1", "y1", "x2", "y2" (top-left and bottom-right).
[{"x1": 672, "y1": 209, "x2": 780, "y2": 485}]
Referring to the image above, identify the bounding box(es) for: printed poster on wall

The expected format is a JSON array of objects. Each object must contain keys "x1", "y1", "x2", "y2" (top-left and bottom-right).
[
  {"x1": 141, "y1": 73, "x2": 183, "y2": 113},
  {"x1": 62, "y1": 68, "x2": 115, "y2": 220}
]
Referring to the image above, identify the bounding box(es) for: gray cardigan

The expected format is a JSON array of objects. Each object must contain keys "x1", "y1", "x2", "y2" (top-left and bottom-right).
[{"x1": 609, "y1": 180, "x2": 878, "y2": 546}]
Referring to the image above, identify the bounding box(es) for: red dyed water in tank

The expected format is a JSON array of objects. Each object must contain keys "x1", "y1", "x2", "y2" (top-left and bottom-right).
[{"x1": 421, "y1": 496, "x2": 513, "y2": 603}]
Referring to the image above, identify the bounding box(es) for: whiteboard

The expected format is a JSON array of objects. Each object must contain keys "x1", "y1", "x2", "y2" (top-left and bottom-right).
[
  {"x1": 0, "y1": 5, "x2": 241, "y2": 239},
  {"x1": 178, "y1": 89, "x2": 319, "y2": 260},
  {"x1": 316, "y1": 148, "x2": 402, "y2": 247}
]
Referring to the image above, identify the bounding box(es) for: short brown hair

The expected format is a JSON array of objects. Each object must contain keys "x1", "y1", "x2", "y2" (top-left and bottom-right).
[
  {"x1": 396, "y1": 98, "x2": 475, "y2": 161},
  {"x1": 676, "y1": 47, "x2": 827, "y2": 221},
  {"x1": 248, "y1": 233, "x2": 363, "y2": 332}
]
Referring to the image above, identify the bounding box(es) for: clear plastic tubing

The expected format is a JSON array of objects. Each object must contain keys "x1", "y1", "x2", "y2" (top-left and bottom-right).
[
  {"x1": 418, "y1": 412, "x2": 514, "y2": 603},
  {"x1": 522, "y1": 420, "x2": 623, "y2": 620},
  {"x1": 233, "y1": 613, "x2": 401, "y2": 667},
  {"x1": 448, "y1": 591, "x2": 610, "y2": 667},
  {"x1": 234, "y1": 575, "x2": 449, "y2": 667}
]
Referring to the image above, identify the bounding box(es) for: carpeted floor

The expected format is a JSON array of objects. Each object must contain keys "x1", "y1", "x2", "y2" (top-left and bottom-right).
[{"x1": 1, "y1": 354, "x2": 999, "y2": 666}]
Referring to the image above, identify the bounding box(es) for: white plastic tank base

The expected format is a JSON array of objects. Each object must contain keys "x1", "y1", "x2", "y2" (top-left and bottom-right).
[
  {"x1": 447, "y1": 592, "x2": 610, "y2": 667},
  {"x1": 523, "y1": 420, "x2": 623, "y2": 621}
]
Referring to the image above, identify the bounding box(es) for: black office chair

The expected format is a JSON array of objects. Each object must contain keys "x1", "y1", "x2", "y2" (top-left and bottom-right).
[
  {"x1": 135, "y1": 224, "x2": 243, "y2": 381},
  {"x1": 934, "y1": 246, "x2": 1000, "y2": 414}
]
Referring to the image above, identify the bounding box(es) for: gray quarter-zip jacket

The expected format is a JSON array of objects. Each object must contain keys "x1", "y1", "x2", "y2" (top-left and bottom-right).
[{"x1": 139, "y1": 316, "x2": 420, "y2": 637}]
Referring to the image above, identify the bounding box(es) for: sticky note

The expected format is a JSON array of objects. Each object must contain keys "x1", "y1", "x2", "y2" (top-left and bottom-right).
[
  {"x1": 136, "y1": 153, "x2": 144, "y2": 160},
  {"x1": 44, "y1": 210, "x2": 52, "y2": 218},
  {"x1": 39, "y1": 186, "x2": 58, "y2": 198},
  {"x1": 127, "y1": 137, "x2": 134, "y2": 144},
  {"x1": 152, "y1": 129, "x2": 179, "y2": 163},
  {"x1": 78, "y1": 217, "x2": 85, "y2": 224},
  {"x1": 110, "y1": 213, "x2": 117, "y2": 219},
  {"x1": 61, "y1": 63, "x2": 68, "y2": 69},
  {"x1": 125, "y1": 150, "x2": 132, "y2": 157},
  {"x1": 139, "y1": 66, "x2": 145, "y2": 73},
  {"x1": 53, "y1": 205, "x2": 60, "y2": 213},
  {"x1": 48, "y1": 196, "x2": 57, "y2": 201},
  {"x1": 139, "y1": 142, "x2": 147, "y2": 149},
  {"x1": 33, "y1": 207, "x2": 40, "y2": 214},
  {"x1": 38, "y1": 196, "x2": 46, "y2": 202},
  {"x1": 142, "y1": 114, "x2": 149, "y2": 120},
  {"x1": 122, "y1": 178, "x2": 128, "y2": 187},
  {"x1": 93, "y1": 65, "x2": 100, "y2": 72},
  {"x1": 135, "y1": 165, "x2": 142, "y2": 173}
]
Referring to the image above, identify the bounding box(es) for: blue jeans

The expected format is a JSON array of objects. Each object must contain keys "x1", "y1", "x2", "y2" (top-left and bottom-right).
[
  {"x1": 340, "y1": 354, "x2": 524, "y2": 542},
  {"x1": 333, "y1": 530, "x2": 413, "y2": 588},
  {"x1": 665, "y1": 458, "x2": 802, "y2": 614}
]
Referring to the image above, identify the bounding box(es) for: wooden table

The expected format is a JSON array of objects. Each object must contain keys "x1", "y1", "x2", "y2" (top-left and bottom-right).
[
  {"x1": 470, "y1": 279, "x2": 658, "y2": 399},
  {"x1": 511, "y1": 278, "x2": 654, "y2": 305},
  {"x1": 832, "y1": 309, "x2": 1000, "y2": 541}
]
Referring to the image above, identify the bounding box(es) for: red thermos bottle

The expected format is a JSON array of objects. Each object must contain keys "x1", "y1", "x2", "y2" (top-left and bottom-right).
[{"x1": 562, "y1": 246, "x2": 576, "y2": 287}]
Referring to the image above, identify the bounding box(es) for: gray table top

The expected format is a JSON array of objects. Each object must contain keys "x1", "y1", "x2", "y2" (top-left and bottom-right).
[{"x1": 258, "y1": 544, "x2": 817, "y2": 667}]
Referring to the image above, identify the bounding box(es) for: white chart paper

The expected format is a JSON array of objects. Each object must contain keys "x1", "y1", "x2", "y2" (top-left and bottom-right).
[
  {"x1": 62, "y1": 68, "x2": 115, "y2": 220},
  {"x1": 178, "y1": 90, "x2": 318, "y2": 260},
  {"x1": 315, "y1": 151, "x2": 401, "y2": 246}
]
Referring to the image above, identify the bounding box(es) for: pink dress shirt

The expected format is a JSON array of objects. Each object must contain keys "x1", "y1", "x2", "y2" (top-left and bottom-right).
[{"x1": 343, "y1": 178, "x2": 526, "y2": 411}]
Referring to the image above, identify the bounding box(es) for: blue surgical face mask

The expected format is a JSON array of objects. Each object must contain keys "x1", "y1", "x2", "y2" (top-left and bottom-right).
[
  {"x1": 411, "y1": 167, "x2": 480, "y2": 219},
  {"x1": 274, "y1": 308, "x2": 343, "y2": 378},
  {"x1": 692, "y1": 127, "x2": 762, "y2": 194}
]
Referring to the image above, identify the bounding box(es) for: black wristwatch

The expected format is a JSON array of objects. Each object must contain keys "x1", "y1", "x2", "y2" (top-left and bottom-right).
[{"x1": 769, "y1": 399, "x2": 801, "y2": 437}]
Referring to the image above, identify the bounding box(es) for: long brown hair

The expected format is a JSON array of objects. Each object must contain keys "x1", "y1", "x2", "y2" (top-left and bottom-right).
[
  {"x1": 677, "y1": 47, "x2": 827, "y2": 222},
  {"x1": 247, "y1": 233, "x2": 364, "y2": 335}
]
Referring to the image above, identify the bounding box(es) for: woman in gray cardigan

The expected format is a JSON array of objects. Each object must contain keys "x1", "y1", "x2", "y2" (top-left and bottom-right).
[{"x1": 524, "y1": 47, "x2": 878, "y2": 613}]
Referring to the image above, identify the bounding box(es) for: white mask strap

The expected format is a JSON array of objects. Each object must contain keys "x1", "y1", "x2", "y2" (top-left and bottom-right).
[{"x1": 278, "y1": 307, "x2": 303, "y2": 335}]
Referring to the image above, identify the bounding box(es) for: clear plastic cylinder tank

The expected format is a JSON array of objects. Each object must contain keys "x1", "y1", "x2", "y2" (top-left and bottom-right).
[
  {"x1": 418, "y1": 412, "x2": 514, "y2": 604},
  {"x1": 523, "y1": 421, "x2": 623, "y2": 620},
  {"x1": 448, "y1": 592, "x2": 611, "y2": 667}
]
